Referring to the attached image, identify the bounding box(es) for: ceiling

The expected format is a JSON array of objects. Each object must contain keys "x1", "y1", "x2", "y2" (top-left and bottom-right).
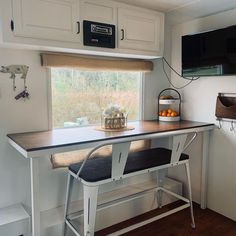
[
  {"x1": 114, "y1": 0, "x2": 236, "y2": 24},
  {"x1": 114, "y1": 0, "x2": 196, "y2": 12}
]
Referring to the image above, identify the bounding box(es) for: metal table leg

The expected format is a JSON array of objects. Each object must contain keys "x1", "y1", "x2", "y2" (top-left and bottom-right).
[
  {"x1": 201, "y1": 131, "x2": 210, "y2": 209},
  {"x1": 30, "y1": 158, "x2": 41, "y2": 236}
]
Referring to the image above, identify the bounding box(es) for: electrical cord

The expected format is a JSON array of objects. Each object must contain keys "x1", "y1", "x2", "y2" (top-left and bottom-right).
[{"x1": 162, "y1": 57, "x2": 200, "y2": 89}]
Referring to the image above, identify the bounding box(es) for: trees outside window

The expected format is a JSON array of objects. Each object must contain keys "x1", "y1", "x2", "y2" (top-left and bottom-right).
[{"x1": 51, "y1": 68, "x2": 142, "y2": 128}]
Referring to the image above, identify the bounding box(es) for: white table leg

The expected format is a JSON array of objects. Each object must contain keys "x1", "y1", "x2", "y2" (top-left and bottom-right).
[
  {"x1": 30, "y1": 158, "x2": 41, "y2": 236},
  {"x1": 201, "y1": 131, "x2": 210, "y2": 209}
]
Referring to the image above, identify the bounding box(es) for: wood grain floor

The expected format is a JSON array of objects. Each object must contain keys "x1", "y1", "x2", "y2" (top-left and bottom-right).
[{"x1": 96, "y1": 202, "x2": 236, "y2": 236}]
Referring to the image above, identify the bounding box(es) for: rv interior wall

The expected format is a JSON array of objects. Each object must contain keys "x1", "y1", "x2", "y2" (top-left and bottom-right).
[
  {"x1": 5, "y1": 4, "x2": 236, "y2": 232},
  {"x1": 0, "y1": 45, "x2": 169, "y2": 221},
  {"x1": 0, "y1": 48, "x2": 48, "y2": 210},
  {"x1": 169, "y1": 7, "x2": 236, "y2": 220}
]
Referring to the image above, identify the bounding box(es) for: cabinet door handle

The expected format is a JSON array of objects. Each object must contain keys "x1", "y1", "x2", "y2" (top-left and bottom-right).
[
  {"x1": 121, "y1": 29, "x2": 125, "y2": 40},
  {"x1": 77, "y1": 21, "x2": 80, "y2": 34}
]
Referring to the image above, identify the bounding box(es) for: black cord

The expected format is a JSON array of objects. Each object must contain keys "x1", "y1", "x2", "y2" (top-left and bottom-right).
[
  {"x1": 162, "y1": 57, "x2": 200, "y2": 81},
  {"x1": 162, "y1": 57, "x2": 200, "y2": 90}
]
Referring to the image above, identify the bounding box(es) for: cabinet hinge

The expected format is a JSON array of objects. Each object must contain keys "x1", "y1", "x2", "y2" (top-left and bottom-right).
[{"x1": 10, "y1": 20, "x2": 14, "y2": 31}]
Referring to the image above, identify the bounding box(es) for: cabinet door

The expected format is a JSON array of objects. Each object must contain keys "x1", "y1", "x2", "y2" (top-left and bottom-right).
[
  {"x1": 12, "y1": 0, "x2": 81, "y2": 43},
  {"x1": 118, "y1": 8, "x2": 164, "y2": 53},
  {"x1": 80, "y1": 0, "x2": 116, "y2": 24}
]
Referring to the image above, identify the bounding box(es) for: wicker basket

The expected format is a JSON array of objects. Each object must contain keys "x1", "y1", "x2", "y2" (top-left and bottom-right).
[{"x1": 101, "y1": 116, "x2": 127, "y2": 129}]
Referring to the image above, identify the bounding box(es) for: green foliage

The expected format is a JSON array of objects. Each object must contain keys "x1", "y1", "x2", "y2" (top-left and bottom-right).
[{"x1": 51, "y1": 68, "x2": 141, "y2": 128}]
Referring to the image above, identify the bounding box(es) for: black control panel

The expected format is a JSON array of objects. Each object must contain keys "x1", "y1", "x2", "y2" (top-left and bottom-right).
[{"x1": 83, "y1": 20, "x2": 115, "y2": 48}]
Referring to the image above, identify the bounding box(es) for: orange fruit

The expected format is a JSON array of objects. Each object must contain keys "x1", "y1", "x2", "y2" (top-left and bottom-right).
[
  {"x1": 171, "y1": 111, "x2": 178, "y2": 117},
  {"x1": 162, "y1": 111, "x2": 167, "y2": 116},
  {"x1": 159, "y1": 111, "x2": 162, "y2": 116},
  {"x1": 167, "y1": 113, "x2": 171, "y2": 117},
  {"x1": 167, "y1": 109, "x2": 172, "y2": 114}
]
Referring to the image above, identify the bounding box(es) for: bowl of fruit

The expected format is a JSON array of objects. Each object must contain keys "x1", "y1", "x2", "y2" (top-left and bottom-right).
[
  {"x1": 158, "y1": 88, "x2": 181, "y2": 122},
  {"x1": 158, "y1": 109, "x2": 180, "y2": 121}
]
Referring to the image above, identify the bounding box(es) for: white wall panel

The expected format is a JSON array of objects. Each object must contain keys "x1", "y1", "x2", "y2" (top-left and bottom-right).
[
  {"x1": 169, "y1": 8, "x2": 236, "y2": 220},
  {"x1": 0, "y1": 48, "x2": 48, "y2": 209},
  {"x1": 0, "y1": 47, "x2": 169, "y2": 213}
]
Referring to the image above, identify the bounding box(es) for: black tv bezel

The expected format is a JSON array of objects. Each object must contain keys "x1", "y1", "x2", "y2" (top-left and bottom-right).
[{"x1": 181, "y1": 25, "x2": 236, "y2": 77}]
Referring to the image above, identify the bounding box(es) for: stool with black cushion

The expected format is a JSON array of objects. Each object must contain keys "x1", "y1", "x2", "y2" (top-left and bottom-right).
[{"x1": 64, "y1": 133, "x2": 197, "y2": 236}]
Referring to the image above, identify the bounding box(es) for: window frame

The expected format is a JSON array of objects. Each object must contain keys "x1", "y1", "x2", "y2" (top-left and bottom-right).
[{"x1": 47, "y1": 68, "x2": 145, "y2": 130}]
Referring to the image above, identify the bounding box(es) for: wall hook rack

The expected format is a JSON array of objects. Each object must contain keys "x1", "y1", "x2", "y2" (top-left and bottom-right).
[
  {"x1": 0, "y1": 64, "x2": 30, "y2": 100},
  {"x1": 216, "y1": 118, "x2": 236, "y2": 132},
  {"x1": 215, "y1": 92, "x2": 236, "y2": 132},
  {"x1": 230, "y1": 121, "x2": 236, "y2": 132},
  {"x1": 217, "y1": 119, "x2": 222, "y2": 129}
]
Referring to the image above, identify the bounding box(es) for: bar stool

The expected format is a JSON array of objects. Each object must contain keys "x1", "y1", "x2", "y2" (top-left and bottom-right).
[{"x1": 63, "y1": 133, "x2": 197, "y2": 236}]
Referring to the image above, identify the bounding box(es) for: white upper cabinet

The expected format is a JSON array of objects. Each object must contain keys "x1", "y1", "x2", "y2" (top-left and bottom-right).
[
  {"x1": 117, "y1": 8, "x2": 164, "y2": 53},
  {"x1": 12, "y1": 0, "x2": 81, "y2": 43},
  {"x1": 80, "y1": 0, "x2": 116, "y2": 24},
  {"x1": 4, "y1": 0, "x2": 164, "y2": 58}
]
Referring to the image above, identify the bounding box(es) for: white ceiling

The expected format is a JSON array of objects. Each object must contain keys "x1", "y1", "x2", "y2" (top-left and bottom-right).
[
  {"x1": 114, "y1": 0, "x2": 196, "y2": 12},
  {"x1": 114, "y1": 0, "x2": 236, "y2": 24}
]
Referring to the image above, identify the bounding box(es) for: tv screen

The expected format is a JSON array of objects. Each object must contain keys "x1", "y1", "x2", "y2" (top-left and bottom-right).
[{"x1": 182, "y1": 25, "x2": 236, "y2": 77}]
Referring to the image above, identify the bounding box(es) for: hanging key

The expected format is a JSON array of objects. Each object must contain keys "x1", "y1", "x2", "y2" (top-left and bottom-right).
[
  {"x1": 23, "y1": 72, "x2": 29, "y2": 99},
  {"x1": 10, "y1": 73, "x2": 16, "y2": 91},
  {"x1": 13, "y1": 78, "x2": 16, "y2": 91},
  {"x1": 15, "y1": 76, "x2": 30, "y2": 100},
  {"x1": 24, "y1": 87, "x2": 30, "y2": 100},
  {"x1": 15, "y1": 90, "x2": 26, "y2": 100},
  {"x1": 15, "y1": 88, "x2": 30, "y2": 100}
]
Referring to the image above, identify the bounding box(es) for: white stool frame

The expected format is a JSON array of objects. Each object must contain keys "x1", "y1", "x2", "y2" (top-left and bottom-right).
[{"x1": 64, "y1": 133, "x2": 197, "y2": 236}]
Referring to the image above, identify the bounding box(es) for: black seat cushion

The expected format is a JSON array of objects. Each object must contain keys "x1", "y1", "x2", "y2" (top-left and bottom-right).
[{"x1": 69, "y1": 148, "x2": 189, "y2": 183}]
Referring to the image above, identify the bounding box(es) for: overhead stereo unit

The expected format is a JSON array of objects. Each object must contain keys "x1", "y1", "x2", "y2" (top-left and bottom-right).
[{"x1": 83, "y1": 20, "x2": 115, "y2": 49}]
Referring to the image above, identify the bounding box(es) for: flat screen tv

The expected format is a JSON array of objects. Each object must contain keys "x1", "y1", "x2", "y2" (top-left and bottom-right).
[{"x1": 182, "y1": 25, "x2": 236, "y2": 77}]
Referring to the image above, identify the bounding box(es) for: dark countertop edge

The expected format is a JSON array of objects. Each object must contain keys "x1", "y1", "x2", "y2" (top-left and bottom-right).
[
  {"x1": 6, "y1": 120, "x2": 214, "y2": 137},
  {"x1": 7, "y1": 122, "x2": 215, "y2": 152}
]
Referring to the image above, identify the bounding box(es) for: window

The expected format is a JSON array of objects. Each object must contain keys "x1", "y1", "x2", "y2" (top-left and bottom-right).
[{"x1": 51, "y1": 68, "x2": 142, "y2": 128}]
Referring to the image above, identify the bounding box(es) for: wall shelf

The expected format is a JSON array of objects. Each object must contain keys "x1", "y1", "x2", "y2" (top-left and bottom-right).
[{"x1": 0, "y1": 204, "x2": 30, "y2": 236}]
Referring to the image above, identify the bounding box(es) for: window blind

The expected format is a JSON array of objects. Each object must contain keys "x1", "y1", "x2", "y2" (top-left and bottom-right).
[{"x1": 41, "y1": 53, "x2": 153, "y2": 72}]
